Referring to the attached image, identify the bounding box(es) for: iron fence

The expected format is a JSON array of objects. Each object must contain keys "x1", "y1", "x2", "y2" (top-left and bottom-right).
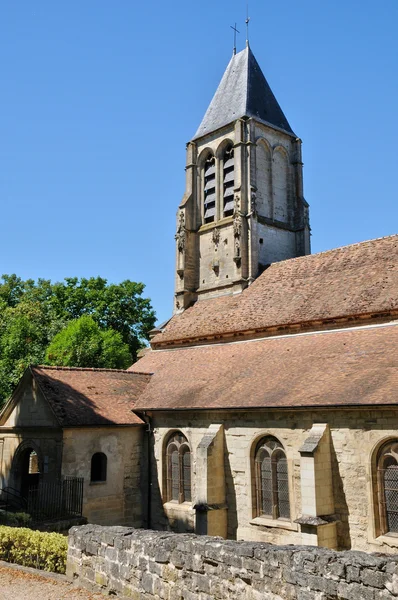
[{"x1": 27, "y1": 476, "x2": 84, "y2": 522}]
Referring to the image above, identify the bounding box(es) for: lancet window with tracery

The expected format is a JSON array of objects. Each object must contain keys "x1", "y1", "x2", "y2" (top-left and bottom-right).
[
  {"x1": 165, "y1": 432, "x2": 191, "y2": 504},
  {"x1": 377, "y1": 441, "x2": 398, "y2": 535},
  {"x1": 254, "y1": 436, "x2": 290, "y2": 520}
]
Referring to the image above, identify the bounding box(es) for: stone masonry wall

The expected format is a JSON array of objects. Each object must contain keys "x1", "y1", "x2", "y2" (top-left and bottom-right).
[{"x1": 67, "y1": 524, "x2": 398, "y2": 600}]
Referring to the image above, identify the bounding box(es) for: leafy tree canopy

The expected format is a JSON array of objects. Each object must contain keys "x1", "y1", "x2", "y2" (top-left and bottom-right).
[
  {"x1": 45, "y1": 316, "x2": 132, "y2": 369},
  {"x1": 0, "y1": 275, "x2": 156, "y2": 402}
]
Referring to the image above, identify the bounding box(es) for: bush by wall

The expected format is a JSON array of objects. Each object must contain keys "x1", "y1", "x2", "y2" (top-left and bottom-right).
[
  {"x1": 0, "y1": 511, "x2": 32, "y2": 527},
  {"x1": 0, "y1": 526, "x2": 67, "y2": 573}
]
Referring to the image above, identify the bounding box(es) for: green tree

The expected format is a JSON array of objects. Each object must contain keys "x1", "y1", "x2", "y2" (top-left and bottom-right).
[
  {"x1": 0, "y1": 300, "x2": 57, "y2": 400},
  {"x1": 0, "y1": 274, "x2": 156, "y2": 403},
  {"x1": 45, "y1": 316, "x2": 132, "y2": 369}
]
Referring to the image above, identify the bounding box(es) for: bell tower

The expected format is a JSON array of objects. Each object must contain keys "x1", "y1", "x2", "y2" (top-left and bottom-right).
[{"x1": 174, "y1": 45, "x2": 310, "y2": 313}]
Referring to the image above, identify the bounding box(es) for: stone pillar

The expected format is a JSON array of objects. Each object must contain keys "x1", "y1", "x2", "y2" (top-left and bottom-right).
[
  {"x1": 295, "y1": 423, "x2": 338, "y2": 549},
  {"x1": 194, "y1": 424, "x2": 227, "y2": 538}
]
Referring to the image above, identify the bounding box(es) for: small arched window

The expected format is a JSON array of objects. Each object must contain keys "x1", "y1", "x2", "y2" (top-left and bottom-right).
[
  {"x1": 165, "y1": 432, "x2": 191, "y2": 503},
  {"x1": 203, "y1": 154, "x2": 216, "y2": 223},
  {"x1": 254, "y1": 436, "x2": 290, "y2": 520},
  {"x1": 223, "y1": 145, "x2": 234, "y2": 217},
  {"x1": 91, "y1": 452, "x2": 107, "y2": 483},
  {"x1": 377, "y1": 441, "x2": 398, "y2": 535}
]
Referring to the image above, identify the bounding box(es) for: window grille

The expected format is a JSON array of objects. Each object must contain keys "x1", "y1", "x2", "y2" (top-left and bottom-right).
[
  {"x1": 165, "y1": 432, "x2": 191, "y2": 503},
  {"x1": 223, "y1": 146, "x2": 234, "y2": 216},
  {"x1": 204, "y1": 155, "x2": 216, "y2": 223},
  {"x1": 90, "y1": 452, "x2": 107, "y2": 483},
  {"x1": 377, "y1": 442, "x2": 398, "y2": 535},
  {"x1": 254, "y1": 436, "x2": 290, "y2": 520},
  {"x1": 182, "y1": 449, "x2": 192, "y2": 503}
]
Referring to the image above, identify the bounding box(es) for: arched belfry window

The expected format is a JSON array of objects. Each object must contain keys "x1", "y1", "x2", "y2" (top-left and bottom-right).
[
  {"x1": 254, "y1": 436, "x2": 290, "y2": 520},
  {"x1": 377, "y1": 441, "x2": 398, "y2": 535},
  {"x1": 203, "y1": 154, "x2": 216, "y2": 223},
  {"x1": 165, "y1": 431, "x2": 191, "y2": 503},
  {"x1": 223, "y1": 145, "x2": 234, "y2": 217},
  {"x1": 91, "y1": 452, "x2": 107, "y2": 483}
]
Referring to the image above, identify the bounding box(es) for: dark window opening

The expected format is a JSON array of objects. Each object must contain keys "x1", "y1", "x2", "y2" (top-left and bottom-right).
[
  {"x1": 91, "y1": 452, "x2": 107, "y2": 483},
  {"x1": 223, "y1": 146, "x2": 234, "y2": 217},
  {"x1": 204, "y1": 155, "x2": 216, "y2": 223}
]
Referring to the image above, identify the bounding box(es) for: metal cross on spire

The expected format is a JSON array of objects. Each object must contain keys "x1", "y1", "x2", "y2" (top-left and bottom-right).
[
  {"x1": 245, "y1": 1, "x2": 250, "y2": 46},
  {"x1": 230, "y1": 23, "x2": 240, "y2": 55}
]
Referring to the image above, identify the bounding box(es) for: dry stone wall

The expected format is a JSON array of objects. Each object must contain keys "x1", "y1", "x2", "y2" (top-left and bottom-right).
[{"x1": 67, "y1": 524, "x2": 398, "y2": 599}]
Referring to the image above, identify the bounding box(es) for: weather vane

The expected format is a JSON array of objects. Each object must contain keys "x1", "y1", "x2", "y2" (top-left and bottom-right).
[
  {"x1": 245, "y1": 1, "x2": 250, "y2": 45},
  {"x1": 230, "y1": 23, "x2": 240, "y2": 55}
]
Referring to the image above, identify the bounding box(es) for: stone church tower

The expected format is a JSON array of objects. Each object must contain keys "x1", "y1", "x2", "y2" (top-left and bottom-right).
[{"x1": 174, "y1": 45, "x2": 310, "y2": 313}]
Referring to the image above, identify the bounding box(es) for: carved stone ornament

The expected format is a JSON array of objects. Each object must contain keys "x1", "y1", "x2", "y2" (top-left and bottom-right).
[
  {"x1": 250, "y1": 191, "x2": 257, "y2": 217},
  {"x1": 233, "y1": 211, "x2": 243, "y2": 239},
  {"x1": 175, "y1": 211, "x2": 186, "y2": 253},
  {"x1": 212, "y1": 227, "x2": 220, "y2": 247},
  {"x1": 234, "y1": 193, "x2": 241, "y2": 213},
  {"x1": 234, "y1": 236, "x2": 241, "y2": 258}
]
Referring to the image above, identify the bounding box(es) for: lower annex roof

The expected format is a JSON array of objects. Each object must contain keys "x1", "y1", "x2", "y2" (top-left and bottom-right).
[
  {"x1": 129, "y1": 322, "x2": 398, "y2": 411},
  {"x1": 31, "y1": 366, "x2": 149, "y2": 426}
]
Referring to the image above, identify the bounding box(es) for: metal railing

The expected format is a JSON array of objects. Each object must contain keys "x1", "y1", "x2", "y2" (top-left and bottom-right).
[
  {"x1": 0, "y1": 487, "x2": 28, "y2": 512},
  {"x1": 27, "y1": 476, "x2": 84, "y2": 522}
]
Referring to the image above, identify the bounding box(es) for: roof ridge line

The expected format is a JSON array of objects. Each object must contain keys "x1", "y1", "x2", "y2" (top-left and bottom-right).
[
  {"x1": 33, "y1": 365, "x2": 150, "y2": 376},
  {"x1": 150, "y1": 319, "x2": 398, "y2": 353},
  {"x1": 262, "y1": 233, "x2": 398, "y2": 269}
]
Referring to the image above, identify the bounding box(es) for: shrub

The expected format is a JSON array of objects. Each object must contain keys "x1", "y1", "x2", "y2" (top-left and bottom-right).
[
  {"x1": 0, "y1": 525, "x2": 67, "y2": 573},
  {"x1": 0, "y1": 511, "x2": 32, "y2": 527}
]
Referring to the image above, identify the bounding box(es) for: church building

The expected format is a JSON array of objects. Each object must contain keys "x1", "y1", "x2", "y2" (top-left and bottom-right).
[{"x1": 0, "y1": 44, "x2": 397, "y2": 554}]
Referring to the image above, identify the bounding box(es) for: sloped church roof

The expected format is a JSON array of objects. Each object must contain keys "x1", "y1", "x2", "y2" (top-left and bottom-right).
[
  {"x1": 151, "y1": 235, "x2": 398, "y2": 348},
  {"x1": 194, "y1": 45, "x2": 294, "y2": 139}
]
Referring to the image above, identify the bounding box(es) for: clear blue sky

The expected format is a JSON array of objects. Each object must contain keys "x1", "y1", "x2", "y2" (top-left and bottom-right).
[{"x1": 1, "y1": 1, "x2": 397, "y2": 325}]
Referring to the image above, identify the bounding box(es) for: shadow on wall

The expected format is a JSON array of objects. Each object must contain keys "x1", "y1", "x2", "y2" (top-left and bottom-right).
[
  {"x1": 224, "y1": 428, "x2": 237, "y2": 540},
  {"x1": 146, "y1": 428, "x2": 174, "y2": 532},
  {"x1": 330, "y1": 439, "x2": 351, "y2": 550}
]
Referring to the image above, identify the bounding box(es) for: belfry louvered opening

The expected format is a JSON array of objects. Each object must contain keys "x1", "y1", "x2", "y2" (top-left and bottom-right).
[
  {"x1": 377, "y1": 441, "x2": 398, "y2": 535},
  {"x1": 203, "y1": 154, "x2": 216, "y2": 223},
  {"x1": 223, "y1": 145, "x2": 235, "y2": 216},
  {"x1": 165, "y1": 431, "x2": 191, "y2": 504},
  {"x1": 254, "y1": 436, "x2": 290, "y2": 520}
]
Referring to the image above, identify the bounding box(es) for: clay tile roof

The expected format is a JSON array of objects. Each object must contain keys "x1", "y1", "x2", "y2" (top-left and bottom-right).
[
  {"x1": 130, "y1": 323, "x2": 398, "y2": 411},
  {"x1": 31, "y1": 366, "x2": 150, "y2": 426},
  {"x1": 152, "y1": 235, "x2": 398, "y2": 348}
]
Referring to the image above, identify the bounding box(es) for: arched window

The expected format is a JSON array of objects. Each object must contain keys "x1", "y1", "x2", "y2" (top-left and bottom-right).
[
  {"x1": 254, "y1": 436, "x2": 290, "y2": 520},
  {"x1": 165, "y1": 432, "x2": 191, "y2": 503},
  {"x1": 203, "y1": 154, "x2": 216, "y2": 223},
  {"x1": 223, "y1": 145, "x2": 234, "y2": 217},
  {"x1": 377, "y1": 441, "x2": 398, "y2": 535},
  {"x1": 91, "y1": 452, "x2": 107, "y2": 483}
]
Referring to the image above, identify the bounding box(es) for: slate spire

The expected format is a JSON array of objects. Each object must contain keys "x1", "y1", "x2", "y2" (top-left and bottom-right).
[{"x1": 194, "y1": 46, "x2": 294, "y2": 139}]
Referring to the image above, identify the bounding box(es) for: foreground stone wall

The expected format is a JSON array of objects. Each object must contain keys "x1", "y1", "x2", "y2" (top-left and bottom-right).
[{"x1": 67, "y1": 524, "x2": 398, "y2": 599}]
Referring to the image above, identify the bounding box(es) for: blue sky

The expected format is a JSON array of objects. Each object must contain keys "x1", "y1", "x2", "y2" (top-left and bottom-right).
[{"x1": 1, "y1": 1, "x2": 397, "y2": 325}]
